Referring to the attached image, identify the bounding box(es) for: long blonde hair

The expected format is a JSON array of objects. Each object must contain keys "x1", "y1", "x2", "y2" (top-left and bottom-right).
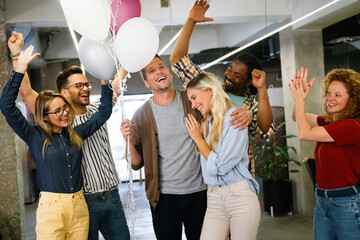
[
  {"x1": 187, "y1": 73, "x2": 234, "y2": 151},
  {"x1": 322, "y1": 69, "x2": 360, "y2": 123},
  {"x1": 34, "y1": 90, "x2": 83, "y2": 157}
]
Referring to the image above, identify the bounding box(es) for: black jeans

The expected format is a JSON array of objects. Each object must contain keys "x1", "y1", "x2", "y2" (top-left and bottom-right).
[{"x1": 150, "y1": 190, "x2": 207, "y2": 240}]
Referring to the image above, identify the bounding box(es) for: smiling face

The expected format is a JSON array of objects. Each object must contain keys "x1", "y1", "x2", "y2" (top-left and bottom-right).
[
  {"x1": 224, "y1": 60, "x2": 251, "y2": 95},
  {"x1": 143, "y1": 57, "x2": 173, "y2": 92},
  {"x1": 325, "y1": 80, "x2": 349, "y2": 118},
  {"x1": 61, "y1": 73, "x2": 91, "y2": 109},
  {"x1": 187, "y1": 87, "x2": 213, "y2": 116},
  {"x1": 44, "y1": 97, "x2": 70, "y2": 133}
]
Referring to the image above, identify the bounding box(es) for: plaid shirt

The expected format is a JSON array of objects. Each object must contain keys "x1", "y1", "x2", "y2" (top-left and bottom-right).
[{"x1": 172, "y1": 55, "x2": 276, "y2": 176}]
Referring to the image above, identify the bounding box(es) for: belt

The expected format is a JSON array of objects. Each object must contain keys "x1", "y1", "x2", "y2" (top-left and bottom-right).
[
  {"x1": 316, "y1": 185, "x2": 360, "y2": 198},
  {"x1": 83, "y1": 186, "x2": 118, "y2": 195}
]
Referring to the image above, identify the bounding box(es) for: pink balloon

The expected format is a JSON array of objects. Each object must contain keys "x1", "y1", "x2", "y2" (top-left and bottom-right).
[{"x1": 110, "y1": 0, "x2": 141, "y2": 34}]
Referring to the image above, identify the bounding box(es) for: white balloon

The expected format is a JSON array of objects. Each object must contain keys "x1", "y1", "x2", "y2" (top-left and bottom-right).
[
  {"x1": 60, "y1": 0, "x2": 110, "y2": 42},
  {"x1": 116, "y1": 17, "x2": 159, "y2": 73},
  {"x1": 78, "y1": 37, "x2": 116, "y2": 80}
]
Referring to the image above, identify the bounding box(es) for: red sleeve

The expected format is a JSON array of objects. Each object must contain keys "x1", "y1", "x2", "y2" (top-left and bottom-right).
[
  {"x1": 323, "y1": 119, "x2": 360, "y2": 146},
  {"x1": 317, "y1": 116, "x2": 327, "y2": 126}
]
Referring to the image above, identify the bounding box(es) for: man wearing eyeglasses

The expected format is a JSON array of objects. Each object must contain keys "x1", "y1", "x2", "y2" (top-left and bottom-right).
[{"x1": 8, "y1": 32, "x2": 130, "y2": 240}]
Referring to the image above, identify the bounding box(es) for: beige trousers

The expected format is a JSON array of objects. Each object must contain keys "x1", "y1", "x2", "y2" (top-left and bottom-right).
[
  {"x1": 200, "y1": 180, "x2": 261, "y2": 240},
  {"x1": 36, "y1": 190, "x2": 89, "y2": 240}
]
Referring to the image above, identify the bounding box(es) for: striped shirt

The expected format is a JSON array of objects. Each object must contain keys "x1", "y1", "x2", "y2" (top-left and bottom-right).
[{"x1": 73, "y1": 99, "x2": 120, "y2": 193}]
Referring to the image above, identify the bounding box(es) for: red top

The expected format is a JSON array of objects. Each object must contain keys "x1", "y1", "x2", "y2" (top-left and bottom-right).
[{"x1": 315, "y1": 116, "x2": 360, "y2": 189}]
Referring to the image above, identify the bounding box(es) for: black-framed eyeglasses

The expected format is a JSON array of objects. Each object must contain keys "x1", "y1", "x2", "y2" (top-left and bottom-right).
[
  {"x1": 65, "y1": 82, "x2": 92, "y2": 90},
  {"x1": 45, "y1": 104, "x2": 71, "y2": 117}
]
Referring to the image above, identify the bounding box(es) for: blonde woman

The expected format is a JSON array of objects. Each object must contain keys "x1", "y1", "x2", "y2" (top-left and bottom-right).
[
  {"x1": 290, "y1": 68, "x2": 360, "y2": 240},
  {"x1": 0, "y1": 46, "x2": 113, "y2": 239},
  {"x1": 185, "y1": 72, "x2": 261, "y2": 240}
]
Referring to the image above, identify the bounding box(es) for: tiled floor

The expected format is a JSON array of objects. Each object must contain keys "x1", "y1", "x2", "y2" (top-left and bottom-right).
[{"x1": 25, "y1": 181, "x2": 313, "y2": 240}]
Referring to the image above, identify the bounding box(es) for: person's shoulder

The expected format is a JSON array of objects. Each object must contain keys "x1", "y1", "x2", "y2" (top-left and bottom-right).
[
  {"x1": 224, "y1": 107, "x2": 237, "y2": 124},
  {"x1": 335, "y1": 118, "x2": 360, "y2": 127},
  {"x1": 133, "y1": 98, "x2": 152, "y2": 118}
]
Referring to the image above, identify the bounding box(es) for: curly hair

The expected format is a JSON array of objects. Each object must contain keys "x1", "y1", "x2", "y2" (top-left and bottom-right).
[{"x1": 322, "y1": 68, "x2": 360, "y2": 123}]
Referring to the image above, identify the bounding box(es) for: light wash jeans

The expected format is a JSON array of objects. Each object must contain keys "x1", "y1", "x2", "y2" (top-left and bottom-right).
[{"x1": 314, "y1": 186, "x2": 360, "y2": 240}]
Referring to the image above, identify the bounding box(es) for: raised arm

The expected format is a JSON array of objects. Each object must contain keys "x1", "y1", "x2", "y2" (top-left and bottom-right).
[
  {"x1": 8, "y1": 31, "x2": 38, "y2": 114},
  {"x1": 0, "y1": 46, "x2": 40, "y2": 142},
  {"x1": 289, "y1": 74, "x2": 333, "y2": 142},
  {"x1": 291, "y1": 67, "x2": 318, "y2": 127},
  {"x1": 251, "y1": 69, "x2": 273, "y2": 133},
  {"x1": 169, "y1": 0, "x2": 213, "y2": 66},
  {"x1": 74, "y1": 82, "x2": 113, "y2": 139}
]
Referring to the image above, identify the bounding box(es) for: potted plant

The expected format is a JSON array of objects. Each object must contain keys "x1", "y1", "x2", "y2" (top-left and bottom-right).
[{"x1": 253, "y1": 121, "x2": 300, "y2": 216}]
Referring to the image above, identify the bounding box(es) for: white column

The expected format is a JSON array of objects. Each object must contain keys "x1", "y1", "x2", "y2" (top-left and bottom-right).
[{"x1": 280, "y1": 28, "x2": 325, "y2": 215}]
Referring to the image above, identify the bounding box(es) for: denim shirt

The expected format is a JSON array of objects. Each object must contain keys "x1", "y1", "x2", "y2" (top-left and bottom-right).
[
  {"x1": 200, "y1": 107, "x2": 260, "y2": 195},
  {"x1": 0, "y1": 71, "x2": 113, "y2": 193}
]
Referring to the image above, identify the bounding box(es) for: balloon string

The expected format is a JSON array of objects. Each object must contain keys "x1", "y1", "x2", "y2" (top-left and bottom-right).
[{"x1": 107, "y1": 2, "x2": 136, "y2": 238}]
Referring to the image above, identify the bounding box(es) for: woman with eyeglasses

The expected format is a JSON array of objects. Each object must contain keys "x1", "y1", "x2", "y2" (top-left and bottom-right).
[{"x1": 0, "y1": 46, "x2": 113, "y2": 240}]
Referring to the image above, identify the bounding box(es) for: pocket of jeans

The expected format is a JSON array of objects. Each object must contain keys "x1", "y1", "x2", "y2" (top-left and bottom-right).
[
  {"x1": 110, "y1": 190, "x2": 122, "y2": 204},
  {"x1": 329, "y1": 196, "x2": 352, "y2": 207}
]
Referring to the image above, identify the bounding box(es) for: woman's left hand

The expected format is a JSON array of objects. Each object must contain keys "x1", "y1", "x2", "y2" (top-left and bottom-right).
[
  {"x1": 16, "y1": 45, "x2": 40, "y2": 73},
  {"x1": 185, "y1": 113, "x2": 203, "y2": 143}
]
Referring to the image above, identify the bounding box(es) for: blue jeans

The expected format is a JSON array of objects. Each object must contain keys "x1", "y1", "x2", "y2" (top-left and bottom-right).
[
  {"x1": 84, "y1": 187, "x2": 130, "y2": 240},
  {"x1": 314, "y1": 186, "x2": 360, "y2": 240}
]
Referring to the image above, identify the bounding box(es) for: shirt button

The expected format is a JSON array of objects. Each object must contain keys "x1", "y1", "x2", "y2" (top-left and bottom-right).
[
  {"x1": 70, "y1": 176, "x2": 72, "y2": 179},
  {"x1": 66, "y1": 153, "x2": 69, "y2": 156},
  {"x1": 68, "y1": 165, "x2": 71, "y2": 167},
  {"x1": 71, "y1": 188, "x2": 73, "y2": 190}
]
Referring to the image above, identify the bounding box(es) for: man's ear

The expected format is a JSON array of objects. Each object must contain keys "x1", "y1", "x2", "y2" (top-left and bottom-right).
[
  {"x1": 144, "y1": 80, "x2": 151, "y2": 89},
  {"x1": 61, "y1": 88, "x2": 68, "y2": 98}
]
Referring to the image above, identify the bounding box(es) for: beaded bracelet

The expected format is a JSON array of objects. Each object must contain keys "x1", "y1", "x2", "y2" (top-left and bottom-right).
[{"x1": 10, "y1": 51, "x2": 20, "y2": 59}]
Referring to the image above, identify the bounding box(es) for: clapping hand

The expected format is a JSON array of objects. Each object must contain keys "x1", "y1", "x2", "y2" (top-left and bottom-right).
[{"x1": 289, "y1": 67, "x2": 315, "y2": 103}]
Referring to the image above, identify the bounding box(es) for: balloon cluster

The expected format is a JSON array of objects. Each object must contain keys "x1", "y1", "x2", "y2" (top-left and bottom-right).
[{"x1": 60, "y1": 0, "x2": 159, "y2": 78}]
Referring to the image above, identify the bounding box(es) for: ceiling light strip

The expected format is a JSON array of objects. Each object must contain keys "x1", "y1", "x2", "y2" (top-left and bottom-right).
[{"x1": 201, "y1": 0, "x2": 340, "y2": 70}]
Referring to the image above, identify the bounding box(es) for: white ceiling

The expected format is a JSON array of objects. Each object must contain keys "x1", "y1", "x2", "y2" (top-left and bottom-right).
[{"x1": 2, "y1": 0, "x2": 360, "y2": 59}]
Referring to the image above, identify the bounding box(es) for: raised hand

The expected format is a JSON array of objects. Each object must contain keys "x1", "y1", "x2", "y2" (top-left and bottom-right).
[
  {"x1": 229, "y1": 109, "x2": 252, "y2": 130},
  {"x1": 8, "y1": 31, "x2": 24, "y2": 55},
  {"x1": 16, "y1": 45, "x2": 40, "y2": 74},
  {"x1": 289, "y1": 74, "x2": 309, "y2": 104},
  {"x1": 189, "y1": 0, "x2": 214, "y2": 23},
  {"x1": 251, "y1": 69, "x2": 266, "y2": 90},
  {"x1": 295, "y1": 67, "x2": 316, "y2": 96},
  {"x1": 185, "y1": 113, "x2": 203, "y2": 143}
]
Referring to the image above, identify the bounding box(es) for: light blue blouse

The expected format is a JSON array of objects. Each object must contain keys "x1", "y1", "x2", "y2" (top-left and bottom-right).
[{"x1": 200, "y1": 107, "x2": 259, "y2": 195}]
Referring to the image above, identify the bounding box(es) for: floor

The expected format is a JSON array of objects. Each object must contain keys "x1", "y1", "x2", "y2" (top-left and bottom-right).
[{"x1": 25, "y1": 181, "x2": 313, "y2": 240}]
